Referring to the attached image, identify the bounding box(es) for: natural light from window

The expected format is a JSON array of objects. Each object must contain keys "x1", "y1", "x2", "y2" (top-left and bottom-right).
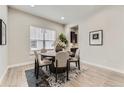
[{"x1": 30, "y1": 26, "x2": 56, "y2": 51}]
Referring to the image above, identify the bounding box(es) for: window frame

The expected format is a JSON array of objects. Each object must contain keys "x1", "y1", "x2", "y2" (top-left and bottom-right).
[{"x1": 30, "y1": 26, "x2": 56, "y2": 52}]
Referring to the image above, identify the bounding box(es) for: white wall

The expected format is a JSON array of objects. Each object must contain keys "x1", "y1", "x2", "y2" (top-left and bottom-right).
[
  {"x1": 8, "y1": 8, "x2": 65, "y2": 66},
  {"x1": 79, "y1": 6, "x2": 124, "y2": 73},
  {"x1": 0, "y1": 6, "x2": 8, "y2": 82}
]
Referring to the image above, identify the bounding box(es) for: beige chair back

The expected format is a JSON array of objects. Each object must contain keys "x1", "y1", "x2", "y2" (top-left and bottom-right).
[
  {"x1": 55, "y1": 51, "x2": 69, "y2": 67},
  {"x1": 75, "y1": 49, "x2": 80, "y2": 59}
]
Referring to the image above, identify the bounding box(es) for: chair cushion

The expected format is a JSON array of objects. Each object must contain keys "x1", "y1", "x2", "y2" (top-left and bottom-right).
[
  {"x1": 44, "y1": 57, "x2": 53, "y2": 60},
  {"x1": 69, "y1": 57, "x2": 78, "y2": 62},
  {"x1": 39, "y1": 59, "x2": 52, "y2": 66}
]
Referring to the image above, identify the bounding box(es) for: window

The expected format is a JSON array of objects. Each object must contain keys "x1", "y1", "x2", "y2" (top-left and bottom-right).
[{"x1": 30, "y1": 26, "x2": 56, "y2": 51}]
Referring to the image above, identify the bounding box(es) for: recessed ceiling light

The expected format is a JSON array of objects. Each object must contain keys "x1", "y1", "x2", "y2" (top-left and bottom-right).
[
  {"x1": 30, "y1": 5, "x2": 35, "y2": 7},
  {"x1": 61, "y1": 16, "x2": 65, "y2": 20}
]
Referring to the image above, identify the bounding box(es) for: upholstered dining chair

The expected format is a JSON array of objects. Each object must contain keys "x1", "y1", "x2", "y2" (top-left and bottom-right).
[
  {"x1": 34, "y1": 51, "x2": 52, "y2": 79},
  {"x1": 68, "y1": 49, "x2": 80, "y2": 70},
  {"x1": 54, "y1": 51, "x2": 70, "y2": 82}
]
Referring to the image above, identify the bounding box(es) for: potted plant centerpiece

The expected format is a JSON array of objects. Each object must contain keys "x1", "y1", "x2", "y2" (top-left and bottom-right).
[{"x1": 55, "y1": 33, "x2": 68, "y2": 52}]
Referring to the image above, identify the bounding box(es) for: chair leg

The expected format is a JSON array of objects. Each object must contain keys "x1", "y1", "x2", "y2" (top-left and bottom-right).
[
  {"x1": 67, "y1": 70, "x2": 69, "y2": 81},
  {"x1": 78, "y1": 60, "x2": 80, "y2": 70},
  {"x1": 34, "y1": 60, "x2": 36, "y2": 75},
  {"x1": 75, "y1": 62, "x2": 78, "y2": 67},
  {"x1": 55, "y1": 68, "x2": 57, "y2": 82},
  {"x1": 36, "y1": 66, "x2": 39, "y2": 79},
  {"x1": 67, "y1": 62, "x2": 69, "y2": 81},
  {"x1": 68, "y1": 62, "x2": 70, "y2": 70},
  {"x1": 56, "y1": 73, "x2": 57, "y2": 82},
  {"x1": 55, "y1": 60, "x2": 58, "y2": 82}
]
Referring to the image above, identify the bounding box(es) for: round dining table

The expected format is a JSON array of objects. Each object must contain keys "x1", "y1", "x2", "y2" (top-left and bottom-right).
[
  {"x1": 39, "y1": 50, "x2": 73, "y2": 58},
  {"x1": 39, "y1": 50, "x2": 56, "y2": 58}
]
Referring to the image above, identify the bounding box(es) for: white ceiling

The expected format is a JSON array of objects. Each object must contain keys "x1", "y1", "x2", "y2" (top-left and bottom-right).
[{"x1": 9, "y1": 5, "x2": 107, "y2": 25}]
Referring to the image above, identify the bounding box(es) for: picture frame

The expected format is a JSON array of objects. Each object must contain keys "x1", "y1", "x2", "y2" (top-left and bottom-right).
[
  {"x1": 89, "y1": 30, "x2": 103, "y2": 46},
  {"x1": 0, "y1": 19, "x2": 6, "y2": 45}
]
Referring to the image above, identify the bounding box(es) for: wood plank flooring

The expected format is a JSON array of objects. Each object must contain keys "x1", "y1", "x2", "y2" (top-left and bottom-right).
[{"x1": 1, "y1": 63, "x2": 124, "y2": 87}]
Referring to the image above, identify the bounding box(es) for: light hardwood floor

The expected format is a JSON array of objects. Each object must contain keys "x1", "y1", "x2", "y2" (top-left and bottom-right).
[{"x1": 1, "y1": 63, "x2": 124, "y2": 87}]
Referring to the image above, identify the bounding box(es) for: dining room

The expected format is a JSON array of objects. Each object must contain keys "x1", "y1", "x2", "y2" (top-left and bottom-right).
[
  {"x1": 1, "y1": 5, "x2": 124, "y2": 87},
  {"x1": 2, "y1": 1, "x2": 124, "y2": 93}
]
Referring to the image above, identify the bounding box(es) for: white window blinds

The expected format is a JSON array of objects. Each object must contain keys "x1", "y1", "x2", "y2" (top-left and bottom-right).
[{"x1": 30, "y1": 26, "x2": 56, "y2": 50}]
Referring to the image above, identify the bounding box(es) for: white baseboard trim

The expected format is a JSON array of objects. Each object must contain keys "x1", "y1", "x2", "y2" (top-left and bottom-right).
[
  {"x1": 7, "y1": 61, "x2": 34, "y2": 69},
  {"x1": 0, "y1": 61, "x2": 34, "y2": 85},
  {"x1": 81, "y1": 60, "x2": 124, "y2": 74},
  {"x1": 0, "y1": 67, "x2": 8, "y2": 85}
]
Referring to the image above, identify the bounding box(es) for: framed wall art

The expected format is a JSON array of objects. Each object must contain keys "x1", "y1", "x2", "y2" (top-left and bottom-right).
[
  {"x1": 89, "y1": 30, "x2": 103, "y2": 46},
  {"x1": 0, "y1": 19, "x2": 6, "y2": 45}
]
